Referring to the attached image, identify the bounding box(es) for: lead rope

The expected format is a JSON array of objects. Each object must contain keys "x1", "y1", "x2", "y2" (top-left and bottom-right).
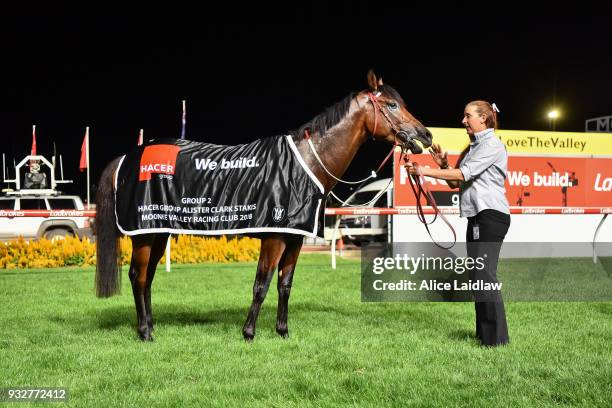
[{"x1": 402, "y1": 154, "x2": 457, "y2": 249}]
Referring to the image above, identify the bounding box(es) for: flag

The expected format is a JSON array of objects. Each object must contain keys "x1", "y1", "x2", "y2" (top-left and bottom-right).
[
  {"x1": 79, "y1": 127, "x2": 89, "y2": 172},
  {"x1": 180, "y1": 100, "x2": 186, "y2": 139},
  {"x1": 30, "y1": 125, "x2": 37, "y2": 167},
  {"x1": 138, "y1": 128, "x2": 144, "y2": 146},
  {"x1": 31, "y1": 125, "x2": 37, "y2": 156}
]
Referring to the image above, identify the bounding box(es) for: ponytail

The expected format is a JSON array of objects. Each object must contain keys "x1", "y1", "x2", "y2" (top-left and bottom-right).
[{"x1": 467, "y1": 100, "x2": 500, "y2": 129}]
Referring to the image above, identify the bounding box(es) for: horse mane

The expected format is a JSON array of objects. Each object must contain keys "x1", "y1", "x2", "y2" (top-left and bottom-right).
[
  {"x1": 289, "y1": 84, "x2": 405, "y2": 140},
  {"x1": 290, "y1": 93, "x2": 354, "y2": 140}
]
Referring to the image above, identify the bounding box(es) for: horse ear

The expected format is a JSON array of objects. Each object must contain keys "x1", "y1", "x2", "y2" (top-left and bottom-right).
[
  {"x1": 367, "y1": 69, "x2": 378, "y2": 91},
  {"x1": 377, "y1": 77, "x2": 384, "y2": 87}
]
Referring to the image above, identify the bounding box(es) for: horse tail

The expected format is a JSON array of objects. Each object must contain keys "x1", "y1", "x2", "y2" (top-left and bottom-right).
[{"x1": 95, "y1": 157, "x2": 123, "y2": 298}]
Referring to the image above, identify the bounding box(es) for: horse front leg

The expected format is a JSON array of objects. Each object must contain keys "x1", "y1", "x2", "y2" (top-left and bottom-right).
[
  {"x1": 242, "y1": 236, "x2": 285, "y2": 342},
  {"x1": 276, "y1": 236, "x2": 303, "y2": 338},
  {"x1": 129, "y1": 235, "x2": 154, "y2": 341}
]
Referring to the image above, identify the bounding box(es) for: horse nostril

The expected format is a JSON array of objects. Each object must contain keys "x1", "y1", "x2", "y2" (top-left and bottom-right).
[{"x1": 425, "y1": 129, "x2": 432, "y2": 141}]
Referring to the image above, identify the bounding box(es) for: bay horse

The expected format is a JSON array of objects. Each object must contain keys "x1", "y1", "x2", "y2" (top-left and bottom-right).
[{"x1": 95, "y1": 71, "x2": 432, "y2": 341}]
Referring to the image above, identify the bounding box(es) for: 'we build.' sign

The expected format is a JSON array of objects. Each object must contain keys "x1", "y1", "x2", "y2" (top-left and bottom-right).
[{"x1": 394, "y1": 128, "x2": 612, "y2": 207}]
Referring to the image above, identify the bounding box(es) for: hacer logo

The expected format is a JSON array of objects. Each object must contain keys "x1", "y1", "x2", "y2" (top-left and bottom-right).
[{"x1": 139, "y1": 145, "x2": 181, "y2": 181}]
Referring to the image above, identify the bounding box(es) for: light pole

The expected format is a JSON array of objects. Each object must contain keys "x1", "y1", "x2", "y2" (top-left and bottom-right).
[{"x1": 548, "y1": 109, "x2": 560, "y2": 131}]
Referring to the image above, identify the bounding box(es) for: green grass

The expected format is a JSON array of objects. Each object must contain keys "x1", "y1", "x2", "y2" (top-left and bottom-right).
[{"x1": 0, "y1": 254, "x2": 611, "y2": 407}]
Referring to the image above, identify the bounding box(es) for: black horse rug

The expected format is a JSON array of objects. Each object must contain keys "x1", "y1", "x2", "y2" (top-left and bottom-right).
[{"x1": 114, "y1": 136, "x2": 325, "y2": 237}]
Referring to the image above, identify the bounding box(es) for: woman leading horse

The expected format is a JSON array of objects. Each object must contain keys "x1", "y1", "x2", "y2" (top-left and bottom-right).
[{"x1": 95, "y1": 71, "x2": 432, "y2": 341}]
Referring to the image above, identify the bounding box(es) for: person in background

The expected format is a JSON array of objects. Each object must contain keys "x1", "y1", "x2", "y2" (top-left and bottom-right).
[{"x1": 404, "y1": 100, "x2": 511, "y2": 347}]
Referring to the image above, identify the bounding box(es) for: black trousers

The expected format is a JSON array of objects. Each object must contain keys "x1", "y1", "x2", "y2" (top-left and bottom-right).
[{"x1": 466, "y1": 209, "x2": 511, "y2": 346}]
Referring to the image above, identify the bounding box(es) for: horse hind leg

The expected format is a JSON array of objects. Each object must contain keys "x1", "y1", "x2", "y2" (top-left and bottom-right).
[
  {"x1": 144, "y1": 233, "x2": 170, "y2": 334},
  {"x1": 242, "y1": 235, "x2": 286, "y2": 342},
  {"x1": 276, "y1": 235, "x2": 303, "y2": 338},
  {"x1": 129, "y1": 234, "x2": 154, "y2": 341}
]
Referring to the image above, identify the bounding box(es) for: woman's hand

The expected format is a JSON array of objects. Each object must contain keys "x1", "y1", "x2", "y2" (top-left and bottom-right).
[
  {"x1": 429, "y1": 143, "x2": 449, "y2": 168},
  {"x1": 403, "y1": 157, "x2": 418, "y2": 175},
  {"x1": 403, "y1": 155, "x2": 463, "y2": 185}
]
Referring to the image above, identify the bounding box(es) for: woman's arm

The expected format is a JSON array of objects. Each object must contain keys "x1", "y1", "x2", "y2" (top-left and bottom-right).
[
  {"x1": 419, "y1": 166, "x2": 464, "y2": 182},
  {"x1": 404, "y1": 160, "x2": 464, "y2": 189},
  {"x1": 439, "y1": 166, "x2": 462, "y2": 189}
]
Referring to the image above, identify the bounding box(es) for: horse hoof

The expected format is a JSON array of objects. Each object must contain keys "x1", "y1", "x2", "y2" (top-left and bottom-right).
[
  {"x1": 276, "y1": 328, "x2": 289, "y2": 339},
  {"x1": 242, "y1": 329, "x2": 255, "y2": 342},
  {"x1": 139, "y1": 331, "x2": 154, "y2": 342}
]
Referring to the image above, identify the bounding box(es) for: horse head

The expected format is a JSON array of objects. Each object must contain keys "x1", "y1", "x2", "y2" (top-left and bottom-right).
[{"x1": 360, "y1": 70, "x2": 432, "y2": 153}]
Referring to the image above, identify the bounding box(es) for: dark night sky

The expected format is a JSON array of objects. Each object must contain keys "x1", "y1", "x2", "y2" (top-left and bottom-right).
[{"x1": 1, "y1": 11, "x2": 611, "y2": 200}]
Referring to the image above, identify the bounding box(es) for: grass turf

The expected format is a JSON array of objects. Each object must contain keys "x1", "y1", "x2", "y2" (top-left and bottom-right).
[{"x1": 0, "y1": 254, "x2": 610, "y2": 407}]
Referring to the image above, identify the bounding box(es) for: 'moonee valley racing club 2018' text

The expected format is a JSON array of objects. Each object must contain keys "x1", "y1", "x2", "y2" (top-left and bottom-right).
[{"x1": 137, "y1": 203, "x2": 257, "y2": 222}]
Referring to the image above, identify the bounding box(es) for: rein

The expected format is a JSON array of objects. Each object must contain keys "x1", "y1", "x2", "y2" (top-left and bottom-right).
[{"x1": 402, "y1": 154, "x2": 457, "y2": 249}]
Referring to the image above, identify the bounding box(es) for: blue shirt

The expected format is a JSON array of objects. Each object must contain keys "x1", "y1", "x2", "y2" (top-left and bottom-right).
[{"x1": 458, "y1": 128, "x2": 510, "y2": 218}]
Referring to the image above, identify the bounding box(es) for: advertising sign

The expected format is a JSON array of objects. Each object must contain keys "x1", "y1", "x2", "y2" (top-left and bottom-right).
[
  {"x1": 394, "y1": 129, "x2": 612, "y2": 207},
  {"x1": 425, "y1": 128, "x2": 612, "y2": 156}
]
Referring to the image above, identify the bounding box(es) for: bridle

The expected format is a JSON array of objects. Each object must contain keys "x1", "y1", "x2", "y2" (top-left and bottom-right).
[
  {"x1": 367, "y1": 91, "x2": 412, "y2": 171},
  {"x1": 368, "y1": 91, "x2": 456, "y2": 249},
  {"x1": 305, "y1": 90, "x2": 457, "y2": 248},
  {"x1": 367, "y1": 91, "x2": 423, "y2": 156}
]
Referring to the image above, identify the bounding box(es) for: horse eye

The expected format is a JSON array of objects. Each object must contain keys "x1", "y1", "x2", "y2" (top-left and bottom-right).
[{"x1": 387, "y1": 102, "x2": 399, "y2": 110}]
